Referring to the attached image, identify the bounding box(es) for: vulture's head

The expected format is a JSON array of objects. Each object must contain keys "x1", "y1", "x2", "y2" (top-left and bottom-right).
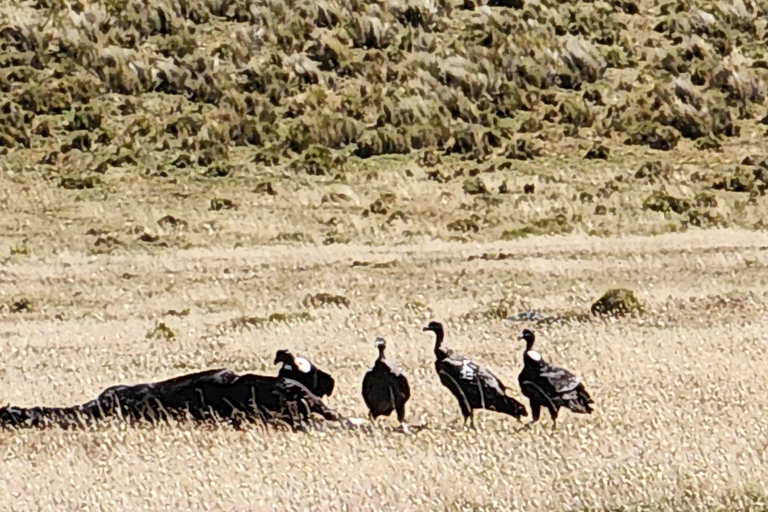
[
  {"x1": 273, "y1": 349, "x2": 294, "y2": 366},
  {"x1": 518, "y1": 329, "x2": 536, "y2": 350}
]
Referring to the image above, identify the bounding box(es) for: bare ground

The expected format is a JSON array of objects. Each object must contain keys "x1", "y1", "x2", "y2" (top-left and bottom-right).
[{"x1": 1, "y1": 230, "x2": 767, "y2": 511}]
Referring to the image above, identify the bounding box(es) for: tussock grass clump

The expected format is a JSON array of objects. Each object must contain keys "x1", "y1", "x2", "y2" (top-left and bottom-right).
[
  {"x1": 634, "y1": 161, "x2": 674, "y2": 184},
  {"x1": 302, "y1": 292, "x2": 351, "y2": 308},
  {"x1": 209, "y1": 198, "x2": 236, "y2": 211},
  {"x1": 218, "y1": 312, "x2": 313, "y2": 332},
  {"x1": 146, "y1": 321, "x2": 176, "y2": 340},
  {"x1": 2, "y1": 297, "x2": 32, "y2": 313},
  {"x1": 59, "y1": 176, "x2": 98, "y2": 190},
  {"x1": 711, "y1": 166, "x2": 762, "y2": 194},
  {"x1": 591, "y1": 288, "x2": 643, "y2": 317},
  {"x1": 643, "y1": 191, "x2": 692, "y2": 215}
]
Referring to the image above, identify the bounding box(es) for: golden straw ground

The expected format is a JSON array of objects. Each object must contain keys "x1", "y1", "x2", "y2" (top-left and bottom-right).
[{"x1": 1, "y1": 231, "x2": 767, "y2": 511}]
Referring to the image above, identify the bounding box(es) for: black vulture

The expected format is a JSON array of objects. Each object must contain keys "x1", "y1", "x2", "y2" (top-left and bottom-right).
[
  {"x1": 516, "y1": 329, "x2": 594, "y2": 430},
  {"x1": 274, "y1": 349, "x2": 335, "y2": 399},
  {"x1": 361, "y1": 336, "x2": 412, "y2": 434},
  {"x1": 0, "y1": 368, "x2": 343, "y2": 432},
  {"x1": 423, "y1": 321, "x2": 527, "y2": 429}
]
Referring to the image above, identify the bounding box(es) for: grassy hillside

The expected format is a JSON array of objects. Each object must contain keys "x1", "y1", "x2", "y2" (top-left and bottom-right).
[{"x1": 2, "y1": 0, "x2": 768, "y2": 255}]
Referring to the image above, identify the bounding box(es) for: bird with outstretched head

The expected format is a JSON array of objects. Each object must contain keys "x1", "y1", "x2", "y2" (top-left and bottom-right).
[
  {"x1": 516, "y1": 328, "x2": 594, "y2": 430},
  {"x1": 274, "y1": 349, "x2": 335, "y2": 399},
  {"x1": 361, "y1": 336, "x2": 412, "y2": 434},
  {"x1": 423, "y1": 320, "x2": 527, "y2": 429}
]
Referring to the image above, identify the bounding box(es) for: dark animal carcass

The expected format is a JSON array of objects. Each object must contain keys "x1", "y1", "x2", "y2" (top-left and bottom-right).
[{"x1": 0, "y1": 368, "x2": 343, "y2": 432}]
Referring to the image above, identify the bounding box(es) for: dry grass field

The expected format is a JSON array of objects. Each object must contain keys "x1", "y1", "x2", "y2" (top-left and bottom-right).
[
  {"x1": 2, "y1": 0, "x2": 768, "y2": 509},
  {"x1": 1, "y1": 230, "x2": 768, "y2": 511}
]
